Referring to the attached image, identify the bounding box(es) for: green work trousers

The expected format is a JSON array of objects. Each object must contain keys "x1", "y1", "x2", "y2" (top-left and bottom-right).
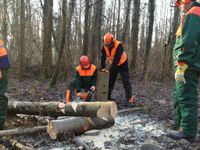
[
  {"x1": 173, "y1": 69, "x2": 199, "y2": 137},
  {"x1": 0, "y1": 69, "x2": 8, "y2": 130}
]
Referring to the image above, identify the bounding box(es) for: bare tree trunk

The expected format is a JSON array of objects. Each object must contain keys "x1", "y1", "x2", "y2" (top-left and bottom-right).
[
  {"x1": 26, "y1": 0, "x2": 33, "y2": 65},
  {"x1": 169, "y1": 7, "x2": 180, "y2": 68},
  {"x1": 2, "y1": 0, "x2": 8, "y2": 47},
  {"x1": 42, "y1": 0, "x2": 53, "y2": 78},
  {"x1": 83, "y1": 0, "x2": 90, "y2": 55},
  {"x1": 141, "y1": 0, "x2": 155, "y2": 80},
  {"x1": 130, "y1": 0, "x2": 140, "y2": 71},
  {"x1": 116, "y1": 0, "x2": 121, "y2": 39},
  {"x1": 77, "y1": 0, "x2": 83, "y2": 56},
  {"x1": 112, "y1": 0, "x2": 117, "y2": 34},
  {"x1": 65, "y1": 0, "x2": 76, "y2": 75},
  {"x1": 90, "y1": 0, "x2": 103, "y2": 65},
  {"x1": 18, "y1": 0, "x2": 25, "y2": 78},
  {"x1": 50, "y1": 0, "x2": 67, "y2": 87},
  {"x1": 10, "y1": 0, "x2": 20, "y2": 62},
  {"x1": 122, "y1": 0, "x2": 132, "y2": 43}
]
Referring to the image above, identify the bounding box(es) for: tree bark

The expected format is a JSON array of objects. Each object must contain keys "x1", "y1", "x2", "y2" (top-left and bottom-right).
[
  {"x1": 130, "y1": 0, "x2": 140, "y2": 71},
  {"x1": 96, "y1": 71, "x2": 109, "y2": 101},
  {"x1": 2, "y1": 0, "x2": 8, "y2": 47},
  {"x1": 141, "y1": 0, "x2": 155, "y2": 80},
  {"x1": 168, "y1": 7, "x2": 180, "y2": 68},
  {"x1": 116, "y1": 0, "x2": 121, "y2": 39},
  {"x1": 112, "y1": 0, "x2": 117, "y2": 34},
  {"x1": 122, "y1": 0, "x2": 132, "y2": 43},
  {"x1": 65, "y1": 0, "x2": 76, "y2": 77},
  {"x1": 83, "y1": 0, "x2": 90, "y2": 55},
  {"x1": 9, "y1": 139, "x2": 34, "y2": 150},
  {"x1": 50, "y1": 0, "x2": 67, "y2": 87},
  {"x1": 8, "y1": 101, "x2": 117, "y2": 118},
  {"x1": 47, "y1": 117, "x2": 114, "y2": 140},
  {"x1": 18, "y1": 0, "x2": 26, "y2": 78},
  {"x1": 42, "y1": 0, "x2": 53, "y2": 78},
  {"x1": 90, "y1": 0, "x2": 103, "y2": 65},
  {"x1": 0, "y1": 126, "x2": 46, "y2": 137}
]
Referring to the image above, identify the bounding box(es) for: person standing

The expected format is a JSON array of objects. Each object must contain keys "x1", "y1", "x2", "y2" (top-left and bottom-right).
[
  {"x1": 168, "y1": 0, "x2": 200, "y2": 140},
  {"x1": 0, "y1": 39, "x2": 10, "y2": 130},
  {"x1": 100, "y1": 33, "x2": 134, "y2": 105}
]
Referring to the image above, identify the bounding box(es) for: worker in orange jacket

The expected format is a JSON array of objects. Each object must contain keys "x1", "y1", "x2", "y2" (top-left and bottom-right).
[
  {"x1": 65, "y1": 55, "x2": 97, "y2": 103},
  {"x1": 0, "y1": 39, "x2": 10, "y2": 130},
  {"x1": 100, "y1": 33, "x2": 134, "y2": 106}
]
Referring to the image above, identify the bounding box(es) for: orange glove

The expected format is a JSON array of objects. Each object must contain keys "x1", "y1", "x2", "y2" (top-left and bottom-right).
[{"x1": 65, "y1": 90, "x2": 70, "y2": 103}]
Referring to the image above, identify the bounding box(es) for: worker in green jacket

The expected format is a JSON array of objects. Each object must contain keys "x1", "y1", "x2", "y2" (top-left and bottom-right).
[
  {"x1": 0, "y1": 39, "x2": 10, "y2": 130},
  {"x1": 167, "y1": 0, "x2": 200, "y2": 140},
  {"x1": 65, "y1": 55, "x2": 97, "y2": 103}
]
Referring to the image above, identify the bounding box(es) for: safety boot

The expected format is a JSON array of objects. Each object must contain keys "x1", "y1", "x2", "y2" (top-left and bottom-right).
[
  {"x1": 128, "y1": 96, "x2": 135, "y2": 104},
  {"x1": 167, "y1": 130, "x2": 195, "y2": 141}
]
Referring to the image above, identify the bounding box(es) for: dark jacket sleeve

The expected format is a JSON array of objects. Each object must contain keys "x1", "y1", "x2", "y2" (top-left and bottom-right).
[
  {"x1": 110, "y1": 43, "x2": 124, "y2": 70},
  {"x1": 92, "y1": 68, "x2": 97, "y2": 86},
  {"x1": 178, "y1": 13, "x2": 200, "y2": 66},
  {"x1": 74, "y1": 70, "x2": 81, "y2": 92},
  {"x1": 101, "y1": 47, "x2": 106, "y2": 69}
]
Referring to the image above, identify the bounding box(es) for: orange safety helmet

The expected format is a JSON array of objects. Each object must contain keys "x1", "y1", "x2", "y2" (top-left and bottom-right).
[
  {"x1": 80, "y1": 55, "x2": 90, "y2": 68},
  {"x1": 104, "y1": 33, "x2": 115, "y2": 46},
  {"x1": 175, "y1": 0, "x2": 195, "y2": 6}
]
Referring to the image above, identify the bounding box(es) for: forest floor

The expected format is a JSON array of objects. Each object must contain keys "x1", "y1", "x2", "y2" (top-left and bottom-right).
[{"x1": 0, "y1": 68, "x2": 200, "y2": 150}]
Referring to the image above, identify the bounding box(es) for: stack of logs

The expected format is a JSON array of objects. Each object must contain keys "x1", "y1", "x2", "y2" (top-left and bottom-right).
[{"x1": 1, "y1": 101, "x2": 117, "y2": 140}]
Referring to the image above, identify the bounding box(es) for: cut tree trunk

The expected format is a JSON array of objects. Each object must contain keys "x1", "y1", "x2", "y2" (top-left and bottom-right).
[
  {"x1": 73, "y1": 137, "x2": 90, "y2": 150},
  {"x1": 9, "y1": 139, "x2": 34, "y2": 150},
  {"x1": 8, "y1": 101, "x2": 117, "y2": 118},
  {"x1": 47, "y1": 117, "x2": 114, "y2": 140},
  {"x1": 96, "y1": 71, "x2": 109, "y2": 101},
  {"x1": 0, "y1": 126, "x2": 46, "y2": 137}
]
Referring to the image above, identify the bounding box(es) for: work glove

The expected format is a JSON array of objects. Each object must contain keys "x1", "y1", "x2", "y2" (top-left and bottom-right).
[
  {"x1": 0, "y1": 69, "x2": 2, "y2": 80},
  {"x1": 175, "y1": 62, "x2": 188, "y2": 83},
  {"x1": 76, "y1": 92, "x2": 88, "y2": 100},
  {"x1": 90, "y1": 86, "x2": 96, "y2": 92},
  {"x1": 100, "y1": 68, "x2": 109, "y2": 73}
]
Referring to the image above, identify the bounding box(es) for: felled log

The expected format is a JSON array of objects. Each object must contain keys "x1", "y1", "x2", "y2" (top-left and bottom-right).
[
  {"x1": 73, "y1": 137, "x2": 90, "y2": 150},
  {"x1": 117, "y1": 107, "x2": 142, "y2": 115},
  {"x1": 0, "y1": 126, "x2": 46, "y2": 137},
  {"x1": 9, "y1": 139, "x2": 34, "y2": 150},
  {"x1": 96, "y1": 71, "x2": 109, "y2": 101},
  {"x1": 8, "y1": 101, "x2": 117, "y2": 118},
  {"x1": 47, "y1": 117, "x2": 114, "y2": 140}
]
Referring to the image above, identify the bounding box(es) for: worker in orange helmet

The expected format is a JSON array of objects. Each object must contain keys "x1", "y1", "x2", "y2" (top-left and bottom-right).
[
  {"x1": 0, "y1": 37, "x2": 10, "y2": 130},
  {"x1": 167, "y1": 0, "x2": 200, "y2": 140},
  {"x1": 100, "y1": 33, "x2": 135, "y2": 106},
  {"x1": 65, "y1": 55, "x2": 97, "y2": 103}
]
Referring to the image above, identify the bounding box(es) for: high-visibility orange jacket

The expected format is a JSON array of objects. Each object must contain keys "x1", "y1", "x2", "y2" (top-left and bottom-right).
[
  {"x1": 0, "y1": 40, "x2": 10, "y2": 69},
  {"x1": 101, "y1": 40, "x2": 127, "y2": 70},
  {"x1": 104, "y1": 40, "x2": 127, "y2": 66},
  {"x1": 75, "y1": 64, "x2": 97, "y2": 92}
]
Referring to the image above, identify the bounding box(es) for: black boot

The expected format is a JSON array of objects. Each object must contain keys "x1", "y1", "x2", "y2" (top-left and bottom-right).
[{"x1": 167, "y1": 130, "x2": 195, "y2": 140}]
